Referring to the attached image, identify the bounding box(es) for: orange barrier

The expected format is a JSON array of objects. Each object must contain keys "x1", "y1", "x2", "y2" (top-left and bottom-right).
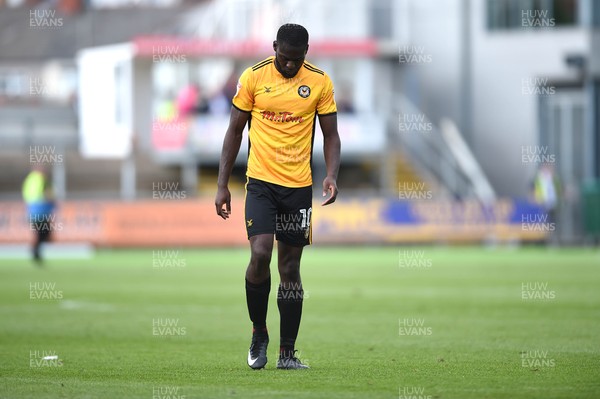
[
  {"x1": 0, "y1": 198, "x2": 545, "y2": 247},
  {"x1": 0, "y1": 200, "x2": 247, "y2": 247}
]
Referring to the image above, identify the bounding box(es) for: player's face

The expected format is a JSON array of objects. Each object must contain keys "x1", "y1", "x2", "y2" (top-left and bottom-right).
[{"x1": 273, "y1": 41, "x2": 308, "y2": 79}]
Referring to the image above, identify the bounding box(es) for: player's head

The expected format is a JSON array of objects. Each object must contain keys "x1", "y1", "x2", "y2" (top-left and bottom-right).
[{"x1": 273, "y1": 23, "x2": 309, "y2": 79}]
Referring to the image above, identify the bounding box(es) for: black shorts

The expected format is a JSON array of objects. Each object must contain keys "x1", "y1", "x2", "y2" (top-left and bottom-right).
[{"x1": 244, "y1": 177, "x2": 312, "y2": 246}]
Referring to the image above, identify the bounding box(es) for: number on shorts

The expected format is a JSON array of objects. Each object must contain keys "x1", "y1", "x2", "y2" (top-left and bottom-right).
[{"x1": 299, "y1": 207, "x2": 312, "y2": 228}]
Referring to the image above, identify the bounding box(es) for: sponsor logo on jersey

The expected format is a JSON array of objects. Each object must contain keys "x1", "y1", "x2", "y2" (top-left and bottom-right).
[{"x1": 261, "y1": 110, "x2": 304, "y2": 123}]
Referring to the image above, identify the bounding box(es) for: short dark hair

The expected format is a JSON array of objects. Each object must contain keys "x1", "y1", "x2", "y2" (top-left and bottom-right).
[{"x1": 276, "y1": 24, "x2": 309, "y2": 47}]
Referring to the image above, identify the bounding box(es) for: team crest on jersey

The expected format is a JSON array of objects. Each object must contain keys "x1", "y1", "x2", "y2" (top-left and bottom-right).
[{"x1": 298, "y1": 85, "x2": 311, "y2": 98}]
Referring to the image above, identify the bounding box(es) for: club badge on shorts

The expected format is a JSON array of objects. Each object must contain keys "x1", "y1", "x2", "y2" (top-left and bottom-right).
[{"x1": 298, "y1": 85, "x2": 311, "y2": 98}]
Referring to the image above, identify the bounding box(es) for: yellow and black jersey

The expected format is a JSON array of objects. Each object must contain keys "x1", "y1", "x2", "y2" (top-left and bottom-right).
[{"x1": 232, "y1": 56, "x2": 337, "y2": 188}]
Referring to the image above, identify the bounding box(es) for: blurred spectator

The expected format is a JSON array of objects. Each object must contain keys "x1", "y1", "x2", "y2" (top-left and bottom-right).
[
  {"x1": 335, "y1": 82, "x2": 355, "y2": 113},
  {"x1": 533, "y1": 164, "x2": 561, "y2": 212},
  {"x1": 157, "y1": 91, "x2": 177, "y2": 121},
  {"x1": 176, "y1": 83, "x2": 198, "y2": 116},
  {"x1": 208, "y1": 90, "x2": 229, "y2": 115},
  {"x1": 22, "y1": 166, "x2": 55, "y2": 264},
  {"x1": 223, "y1": 72, "x2": 239, "y2": 102},
  {"x1": 532, "y1": 164, "x2": 561, "y2": 244},
  {"x1": 176, "y1": 83, "x2": 208, "y2": 116}
]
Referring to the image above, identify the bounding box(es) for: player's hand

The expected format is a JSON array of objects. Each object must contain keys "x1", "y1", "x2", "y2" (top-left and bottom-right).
[
  {"x1": 321, "y1": 176, "x2": 338, "y2": 206},
  {"x1": 215, "y1": 186, "x2": 232, "y2": 219}
]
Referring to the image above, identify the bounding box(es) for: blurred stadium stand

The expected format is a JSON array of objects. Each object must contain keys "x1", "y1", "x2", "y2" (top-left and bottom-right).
[
  {"x1": 1, "y1": 0, "x2": 598, "y2": 245},
  {"x1": 0, "y1": 5, "x2": 188, "y2": 199}
]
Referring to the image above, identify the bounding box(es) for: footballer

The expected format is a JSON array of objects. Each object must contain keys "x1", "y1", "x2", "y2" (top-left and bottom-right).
[{"x1": 215, "y1": 23, "x2": 341, "y2": 369}]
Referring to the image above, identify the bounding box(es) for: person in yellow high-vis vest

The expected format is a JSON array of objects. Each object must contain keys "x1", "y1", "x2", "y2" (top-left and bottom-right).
[
  {"x1": 22, "y1": 166, "x2": 55, "y2": 264},
  {"x1": 532, "y1": 164, "x2": 561, "y2": 244}
]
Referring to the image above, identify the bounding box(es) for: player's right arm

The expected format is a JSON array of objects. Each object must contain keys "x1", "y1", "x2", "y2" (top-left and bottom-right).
[{"x1": 215, "y1": 107, "x2": 250, "y2": 219}]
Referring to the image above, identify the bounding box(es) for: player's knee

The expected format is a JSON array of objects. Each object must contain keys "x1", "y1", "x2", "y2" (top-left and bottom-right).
[{"x1": 250, "y1": 246, "x2": 272, "y2": 269}]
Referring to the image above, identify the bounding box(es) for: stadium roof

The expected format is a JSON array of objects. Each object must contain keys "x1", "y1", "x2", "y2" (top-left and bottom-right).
[
  {"x1": 132, "y1": 36, "x2": 379, "y2": 58},
  {"x1": 0, "y1": 8, "x2": 186, "y2": 61}
]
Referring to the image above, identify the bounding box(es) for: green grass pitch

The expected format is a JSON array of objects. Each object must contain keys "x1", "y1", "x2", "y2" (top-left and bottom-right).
[{"x1": 1, "y1": 247, "x2": 599, "y2": 398}]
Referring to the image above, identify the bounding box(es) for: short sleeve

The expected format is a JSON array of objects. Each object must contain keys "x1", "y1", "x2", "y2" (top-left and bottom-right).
[
  {"x1": 232, "y1": 67, "x2": 254, "y2": 112},
  {"x1": 317, "y1": 73, "x2": 337, "y2": 115}
]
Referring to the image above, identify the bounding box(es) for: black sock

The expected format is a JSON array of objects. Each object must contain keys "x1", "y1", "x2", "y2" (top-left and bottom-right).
[
  {"x1": 277, "y1": 281, "x2": 304, "y2": 356},
  {"x1": 245, "y1": 276, "x2": 271, "y2": 334}
]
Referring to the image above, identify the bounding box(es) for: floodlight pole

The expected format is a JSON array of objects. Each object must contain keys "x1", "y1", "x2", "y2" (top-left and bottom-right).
[
  {"x1": 52, "y1": 145, "x2": 66, "y2": 200},
  {"x1": 459, "y1": 0, "x2": 473, "y2": 146},
  {"x1": 121, "y1": 151, "x2": 136, "y2": 200}
]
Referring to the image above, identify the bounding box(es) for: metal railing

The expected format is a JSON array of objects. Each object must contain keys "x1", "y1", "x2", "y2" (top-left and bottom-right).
[{"x1": 394, "y1": 95, "x2": 496, "y2": 203}]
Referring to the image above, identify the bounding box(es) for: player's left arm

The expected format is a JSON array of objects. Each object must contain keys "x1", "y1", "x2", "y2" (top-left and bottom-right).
[{"x1": 318, "y1": 113, "x2": 341, "y2": 206}]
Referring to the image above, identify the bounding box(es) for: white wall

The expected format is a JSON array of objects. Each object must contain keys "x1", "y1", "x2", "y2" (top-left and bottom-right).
[
  {"x1": 469, "y1": 0, "x2": 587, "y2": 196},
  {"x1": 78, "y1": 43, "x2": 134, "y2": 159},
  {"x1": 400, "y1": 0, "x2": 588, "y2": 196},
  {"x1": 398, "y1": 0, "x2": 463, "y2": 132}
]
